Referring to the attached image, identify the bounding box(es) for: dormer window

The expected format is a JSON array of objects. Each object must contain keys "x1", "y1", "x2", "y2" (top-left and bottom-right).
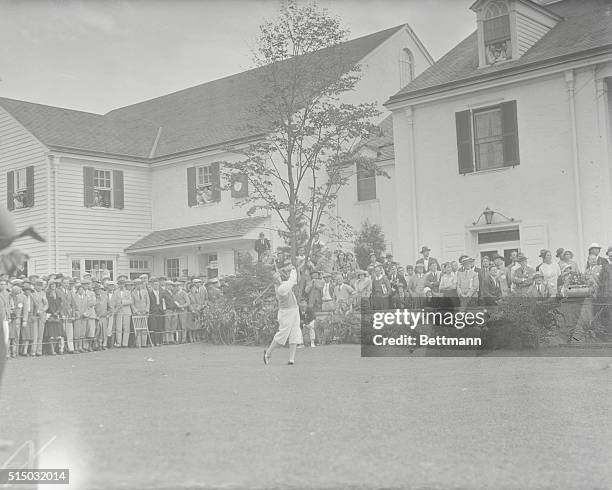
[
  {"x1": 399, "y1": 48, "x2": 414, "y2": 88},
  {"x1": 483, "y1": 1, "x2": 511, "y2": 65}
]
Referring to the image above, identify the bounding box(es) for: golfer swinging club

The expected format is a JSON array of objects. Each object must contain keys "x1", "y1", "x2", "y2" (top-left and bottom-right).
[{"x1": 263, "y1": 263, "x2": 303, "y2": 365}]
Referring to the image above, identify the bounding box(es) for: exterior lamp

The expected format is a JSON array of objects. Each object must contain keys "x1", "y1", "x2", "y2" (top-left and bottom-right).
[{"x1": 472, "y1": 207, "x2": 515, "y2": 226}]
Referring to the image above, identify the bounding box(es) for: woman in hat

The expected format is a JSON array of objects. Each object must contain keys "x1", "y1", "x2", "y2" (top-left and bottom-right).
[
  {"x1": 45, "y1": 280, "x2": 65, "y2": 355},
  {"x1": 408, "y1": 263, "x2": 427, "y2": 308},
  {"x1": 354, "y1": 269, "x2": 372, "y2": 310},
  {"x1": 19, "y1": 283, "x2": 35, "y2": 356},
  {"x1": 559, "y1": 250, "x2": 579, "y2": 274},
  {"x1": 538, "y1": 250, "x2": 561, "y2": 297}
]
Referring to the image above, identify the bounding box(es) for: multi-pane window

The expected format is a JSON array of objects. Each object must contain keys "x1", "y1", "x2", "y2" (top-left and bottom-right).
[
  {"x1": 357, "y1": 163, "x2": 376, "y2": 202},
  {"x1": 166, "y1": 258, "x2": 180, "y2": 279},
  {"x1": 474, "y1": 108, "x2": 504, "y2": 171},
  {"x1": 71, "y1": 259, "x2": 81, "y2": 279},
  {"x1": 71, "y1": 258, "x2": 113, "y2": 279},
  {"x1": 13, "y1": 168, "x2": 28, "y2": 209},
  {"x1": 84, "y1": 259, "x2": 114, "y2": 280},
  {"x1": 93, "y1": 170, "x2": 112, "y2": 208},
  {"x1": 129, "y1": 259, "x2": 150, "y2": 280},
  {"x1": 399, "y1": 48, "x2": 414, "y2": 88},
  {"x1": 483, "y1": 1, "x2": 511, "y2": 65},
  {"x1": 196, "y1": 165, "x2": 213, "y2": 205},
  {"x1": 207, "y1": 253, "x2": 218, "y2": 279}
]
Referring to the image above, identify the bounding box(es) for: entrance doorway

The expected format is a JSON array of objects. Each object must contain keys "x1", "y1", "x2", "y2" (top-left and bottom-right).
[{"x1": 477, "y1": 228, "x2": 520, "y2": 267}]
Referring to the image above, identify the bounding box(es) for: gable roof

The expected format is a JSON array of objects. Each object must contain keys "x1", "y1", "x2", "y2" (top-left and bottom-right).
[
  {"x1": 387, "y1": 0, "x2": 612, "y2": 104},
  {"x1": 125, "y1": 216, "x2": 267, "y2": 252},
  {"x1": 0, "y1": 24, "x2": 409, "y2": 161}
]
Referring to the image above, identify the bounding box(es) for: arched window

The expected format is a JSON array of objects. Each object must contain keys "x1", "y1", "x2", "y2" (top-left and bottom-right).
[
  {"x1": 399, "y1": 48, "x2": 414, "y2": 88},
  {"x1": 483, "y1": 0, "x2": 511, "y2": 64}
]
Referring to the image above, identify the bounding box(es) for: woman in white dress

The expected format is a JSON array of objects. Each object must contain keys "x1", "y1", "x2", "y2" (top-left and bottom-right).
[{"x1": 539, "y1": 250, "x2": 561, "y2": 297}]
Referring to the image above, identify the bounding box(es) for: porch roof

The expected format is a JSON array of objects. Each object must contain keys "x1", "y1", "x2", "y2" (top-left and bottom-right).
[{"x1": 125, "y1": 216, "x2": 267, "y2": 252}]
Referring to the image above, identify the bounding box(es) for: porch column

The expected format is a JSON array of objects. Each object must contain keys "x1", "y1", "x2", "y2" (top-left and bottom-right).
[
  {"x1": 392, "y1": 106, "x2": 419, "y2": 265},
  {"x1": 595, "y1": 73, "x2": 612, "y2": 245}
]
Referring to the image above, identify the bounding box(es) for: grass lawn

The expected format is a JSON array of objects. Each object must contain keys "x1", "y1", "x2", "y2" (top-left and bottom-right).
[{"x1": 0, "y1": 343, "x2": 611, "y2": 489}]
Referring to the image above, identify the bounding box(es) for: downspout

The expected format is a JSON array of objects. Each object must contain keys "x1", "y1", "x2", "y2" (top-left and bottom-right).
[
  {"x1": 406, "y1": 106, "x2": 420, "y2": 257},
  {"x1": 565, "y1": 70, "x2": 585, "y2": 261},
  {"x1": 51, "y1": 155, "x2": 60, "y2": 272},
  {"x1": 46, "y1": 154, "x2": 52, "y2": 274}
]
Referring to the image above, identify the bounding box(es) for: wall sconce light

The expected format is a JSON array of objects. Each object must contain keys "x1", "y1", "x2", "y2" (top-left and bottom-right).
[{"x1": 472, "y1": 207, "x2": 514, "y2": 226}]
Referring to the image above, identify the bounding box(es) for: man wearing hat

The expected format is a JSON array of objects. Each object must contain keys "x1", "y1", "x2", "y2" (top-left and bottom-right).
[
  {"x1": 19, "y1": 282, "x2": 35, "y2": 356},
  {"x1": 207, "y1": 278, "x2": 222, "y2": 301},
  {"x1": 416, "y1": 246, "x2": 440, "y2": 273},
  {"x1": 527, "y1": 271, "x2": 551, "y2": 300},
  {"x1": 457, "y1": 256, "x2": 479, "y2": 307},
  {"x1": 57, "y1": 277, "x2": 75, "y2": 353},
  {"x1": 9, "y1": 284, "x2": 27, "y2": 357},
  {"x1": 371, "y1": 265, "x2": 391, "y2": 310},
  {"x1": 254, "y1": 232, "x2": 271, "y2": 263},
  {"x1": 513, "y1": 254, "x2": 535, "y2": 296},
  {"x1": 305, "y1": 270, "x2": 324, "y2": 312},
  {"x1": 111, "y1": 279, "x2": 133, "y2": 348},
  {"x1": 586, "y1": 243, "x2": 609, "y2": 270},
  {"x1": 31, "y1": 278, "x2": 49, "y2": 356},
  {"x1": 0, "y1": 278, "x2": 10, "y2": 358}
]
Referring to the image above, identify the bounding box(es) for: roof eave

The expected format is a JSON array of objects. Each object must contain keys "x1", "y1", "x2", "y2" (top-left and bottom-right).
[{"x1": 384, "y1": 44, "x2": 612, "y2": 107}]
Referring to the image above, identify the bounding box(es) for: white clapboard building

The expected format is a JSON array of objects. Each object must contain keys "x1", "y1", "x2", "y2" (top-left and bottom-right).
[
  {"x1": 385, "y1": 0, "x2": 612, "y2": 266},
  {"x1": 0, "y1": 24, "x2": 432, "y2": 279}
]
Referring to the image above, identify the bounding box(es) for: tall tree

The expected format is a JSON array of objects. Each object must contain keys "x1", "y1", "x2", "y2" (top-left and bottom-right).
[{"x1": 223, "y1": 0, "x2": 381, "y2": 263}]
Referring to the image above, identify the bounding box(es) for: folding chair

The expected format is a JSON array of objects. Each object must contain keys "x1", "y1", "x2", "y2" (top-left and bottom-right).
[{"x1": 132, "y1": 315, "x2": 153, "y2": 348}]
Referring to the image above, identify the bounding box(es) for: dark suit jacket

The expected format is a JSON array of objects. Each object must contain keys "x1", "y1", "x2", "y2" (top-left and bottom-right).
[
  {"x1": 416, "y1": 257, "x2": 440, "y2": 272},
  {"x1": 254, "y1": 238, "x2": 271, "y2": 254}
]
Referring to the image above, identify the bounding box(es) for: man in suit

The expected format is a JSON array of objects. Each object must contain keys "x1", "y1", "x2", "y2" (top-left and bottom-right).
[
  {"x1": 305, "y1": 270, "x2": 324, "y2": 312},
  {"x1": 254, "y1": 232, "x2": 271, "y2": 263},
  {"x1": 57, "y1": 277, "x2": 75, "y2": 354},
  {"x1": 131, "y1": 278, "x2": 151, "y2": 347},
  {"x1": 527, "y1": 271, "x2": 551, "y2": 300},
  {"x1": 93, "y1": 283, "x2": 110, "y2": 351},
  {"x1": 371, "y1": 265, "x2": 392, "y2": 310},
  {"x1": 586, "y1": 243, "x2": 609, "y2": 270},
  {"x1": 513, "y1": 254, "x2": 536, "y2": 297},
  {"x1": 416, "y1": 246, "x2": 440, "y2": 273},
  {"x1": 456, "y1": 256, "x2": 479, "y2": 307},
  {"x1": 31, "y1": 278, "x2": 49, "y2": 356},
  {"x1": 148, "y1": 279, "x2": 164, "y2": 346}
]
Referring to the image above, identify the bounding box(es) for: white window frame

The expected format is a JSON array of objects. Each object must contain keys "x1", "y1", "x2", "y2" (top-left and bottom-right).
[
  {"x1": 70, "y1": 257, "x2": 115, "y2": 280},
  {"x1": 12, "y1": 167, "x2": 28, "y2": 210},
  {"x1": 195, "y1": 164, "x2": 214, "y2": 205},
  {"x1": 472, "y1": 106, "x2": 505, "y2": 172},
  {"x1": 129, "y1": 258, "x2": 151, "y2": 280},
  {"x1": 93, "y1": 169, "x2": 113, "y2": 208},
  {"x1": 399, "y1": 48, "x2": 414, "y2": 88},
  {"x1": 483, "y1": 0, "x2": 511, "y2": 65},
  {"x1": 165, "y1": 258, "x2": 180, "y2": 279}
]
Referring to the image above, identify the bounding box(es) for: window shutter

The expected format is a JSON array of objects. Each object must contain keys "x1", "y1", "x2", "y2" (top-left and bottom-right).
[
  {"x1": 455, "y1": 110, "x2": 474, "y2": 174},
  {"x1": 211, "y1": 162, "x2": 221, "y2": 202},
  {"x1": 25, "y1": 166, "x2": 35, "y2": 207},
  {"x1": 231, "y1": 173, "x2": 249, "y2": 198},
  {"x1": 501, "y1": 101, "x2": 520, "y2": 167},
  {"x1": 6, "y1": 171, "x2": 14, "y2": 211},
  {"x1": 113, "y1": 170, "x2": 124, "y2": 209},
  {"x1": 83, "y1": 166, "x2": 95, "y2": 207},
  {"x1": 187, "y1": 167, "x2": 196, "y2": 207}
]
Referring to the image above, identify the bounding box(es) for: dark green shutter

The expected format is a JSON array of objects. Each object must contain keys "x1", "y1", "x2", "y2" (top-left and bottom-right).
[
  {"x1": 25, "y1": 165, "x2": 34, "y2": 207},
  {"x1": 211, "y1": 162, "x2": 221, "y2": 202},
  {"x1": 501, "y1": 101, "x2": 520, "y2": 167},
  {"x1": 456, "y1": 110, "x2": 474, "y2": 174},
  {"x1": 187, "y1": 167, "x2": 196, "y2": 207},
  {"x1": 6, "y1": 171, "x2": 14, "y2": 211},
  {"x1": 83, "y1": 166, "x2": 95, "y2": 207},
  {"x1": 113, "y1": 170, "x2": 124, "y2": 209}
]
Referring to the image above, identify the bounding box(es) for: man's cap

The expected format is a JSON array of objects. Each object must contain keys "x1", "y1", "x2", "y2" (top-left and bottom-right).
[
  {"x1": 133, "y1": 278, "x2": 142, "y2": 284},
  {"x1": 192, "y1": 278, "x2": 202, "y2": 283},
  {"x1": 420, "y1": 246, "x2": 431, "y2": 254},
  {"x1": 517, "y1": 253, "x2": 528, "y2": 262},
  {"x1": 34, "y1": 278, "x2": 44, "y2": 285},
  {"x1": 458, "y1": 254, "x2": 468, "y2": 264},
  {"x1": 22, "y1": 283, "x2": 33, "y2": 291},
  {"x1": 460, "y1": 256, "x2": 474, "y2": 264},
  {"x1": 588, "y1": 242, "x2": 602, "y2": 250},
  {"x1": 106, "y1": 280, "x2": 116, "y2": 286},
  {"x1": 10, "y1": 279, "x2": 23, "y2": 285}
]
